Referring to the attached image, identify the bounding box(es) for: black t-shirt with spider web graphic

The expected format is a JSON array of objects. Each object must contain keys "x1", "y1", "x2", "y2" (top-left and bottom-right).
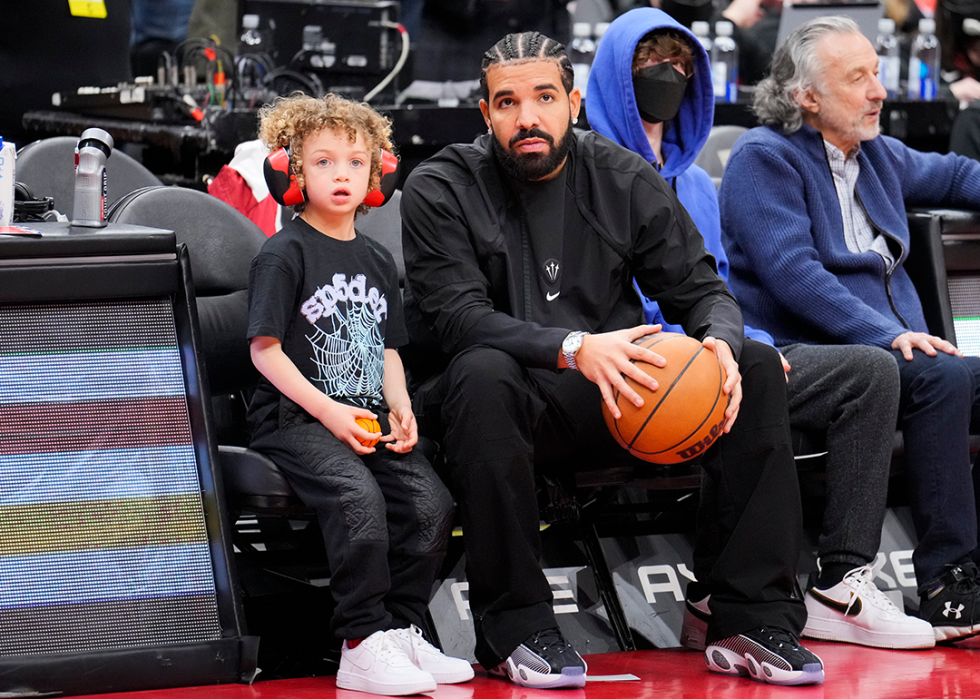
[{"x1": 246, "y1": 216, "x2": 407, "y2": 431}]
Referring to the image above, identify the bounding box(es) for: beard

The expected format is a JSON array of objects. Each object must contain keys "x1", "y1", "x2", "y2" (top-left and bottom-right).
[
  {"x1": 491, "y1": 118, "x2": 575, "y2": 181},
  {"x1": 853, "y1": 103, "x2": 883, "y2": 142},
  {"x1": 827, "y1": 100, "x2": 883, "y2": 147}
]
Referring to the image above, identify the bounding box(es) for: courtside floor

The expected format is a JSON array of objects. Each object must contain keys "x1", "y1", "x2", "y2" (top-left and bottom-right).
[{"x1": 80, "y1": 640, "x2": 980, "y2": 699}]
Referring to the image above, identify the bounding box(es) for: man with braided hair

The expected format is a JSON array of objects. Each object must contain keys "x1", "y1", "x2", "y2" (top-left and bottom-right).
[{"x1": 401, "y1": 31, "x2": 824, "y2": 687}]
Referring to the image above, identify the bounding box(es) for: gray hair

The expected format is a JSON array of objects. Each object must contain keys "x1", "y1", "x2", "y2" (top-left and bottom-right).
[{"x1": 753, "y1": 16, "x2": 861, "y2": 133}]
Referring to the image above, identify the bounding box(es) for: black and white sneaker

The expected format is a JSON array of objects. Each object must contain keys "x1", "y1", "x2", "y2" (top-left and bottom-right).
[
  {"x1": 705, "y1": 626, "x2": 825, "y2": 686},
  {"x1": 920, "y1": 564, "x2": 980, "y2": 643},
  {"x1": 488, "y1": 628, "x2": 587, "y2": 689}
]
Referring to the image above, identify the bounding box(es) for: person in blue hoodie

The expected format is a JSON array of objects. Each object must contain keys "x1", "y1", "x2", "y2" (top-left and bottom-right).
[{"x1": 588, "y1": 7, "x2": 937, "y2": 655}]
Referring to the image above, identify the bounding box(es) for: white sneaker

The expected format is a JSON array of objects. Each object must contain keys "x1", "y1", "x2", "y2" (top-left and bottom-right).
[
  {"x1": 388, "y1": 624, "x2": 475, "y2": 684},
  {"x1": 803, "y1": 564, "x2": 936, "y2": 649},
  {"x1": 337, "y1": 629, "x2": 437, "y2": 696}
]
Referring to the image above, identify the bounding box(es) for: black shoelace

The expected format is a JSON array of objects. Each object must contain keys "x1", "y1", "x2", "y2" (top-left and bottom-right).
[
  {"x1": 531, "y1": 628, "x2": 571, "y2": 653},
  {"x1": 758, "y1": 626, "x2": 801, "y2": 650},
  {"x1": 948, "y1": 567, "x2": 980, "y2": 596}
]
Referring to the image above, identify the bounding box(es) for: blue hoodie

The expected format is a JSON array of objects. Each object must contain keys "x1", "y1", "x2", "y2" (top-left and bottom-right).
[{"x1": 587, "y1": 8, "x2": 773, "y2": 345}]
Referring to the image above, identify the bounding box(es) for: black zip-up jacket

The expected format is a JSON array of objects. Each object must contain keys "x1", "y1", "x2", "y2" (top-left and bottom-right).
[{"x1": 400, "y1": 130, "x2": 743, "y2": 379}]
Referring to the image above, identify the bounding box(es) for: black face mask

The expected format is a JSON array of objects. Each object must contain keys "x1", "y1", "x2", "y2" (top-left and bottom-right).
[{"x1": 633, "y1": 62, "x2": 689, "y2": 125}]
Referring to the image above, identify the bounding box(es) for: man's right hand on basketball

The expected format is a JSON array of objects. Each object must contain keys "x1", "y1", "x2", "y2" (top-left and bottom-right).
[{"x1": 573, "y1": 324, "x2": 666, "y2": 420}]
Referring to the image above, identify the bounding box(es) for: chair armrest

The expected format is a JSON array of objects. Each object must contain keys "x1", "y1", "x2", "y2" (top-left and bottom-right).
[
  {"x1": 218, "y1": 444, "x2": 298, "y2": 498},
  {"x1": 906, "y1": 208, "x2": 961, "y2": 342}
]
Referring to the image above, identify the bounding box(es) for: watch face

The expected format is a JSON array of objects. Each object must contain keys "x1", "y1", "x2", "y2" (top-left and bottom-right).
[{"x1": 564, "y1": 333, "x2": 583, "y2": 353}]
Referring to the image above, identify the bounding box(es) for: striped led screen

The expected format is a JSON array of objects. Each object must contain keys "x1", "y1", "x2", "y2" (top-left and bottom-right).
[
  {"x1": 949, "y1": 275, "x2": 980, "y2": 358},
  {"x1": 0, "y1": 299, "x2": 222, "y2": 656}
]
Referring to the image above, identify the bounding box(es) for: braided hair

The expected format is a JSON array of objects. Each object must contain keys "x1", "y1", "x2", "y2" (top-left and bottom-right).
[{"x1": 480, "y1": 32, "x2": 574, "y2": 102}]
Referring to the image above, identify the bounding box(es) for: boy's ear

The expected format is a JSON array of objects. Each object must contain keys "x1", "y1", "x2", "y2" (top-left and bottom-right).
[
  {"x1": 264, "y1": 147, "x2": 307, "y2": 207},
  {"x1": 362, "y1": 150, "x2": 399, "y2": 207}
]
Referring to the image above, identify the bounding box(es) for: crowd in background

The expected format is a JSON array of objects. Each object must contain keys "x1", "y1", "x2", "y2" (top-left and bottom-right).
[{"x1": 4, "y1": 0, "x2": 980, "y2": 153}]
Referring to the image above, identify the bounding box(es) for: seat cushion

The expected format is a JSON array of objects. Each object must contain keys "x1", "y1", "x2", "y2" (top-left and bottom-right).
[{"x1": 219, "y1": 445, "x2": 297, "y2": 498}]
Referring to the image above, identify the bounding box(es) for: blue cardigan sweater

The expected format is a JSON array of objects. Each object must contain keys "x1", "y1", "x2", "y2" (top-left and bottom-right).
[{"x1": 720, "y1": 123, "x2": 980, "y2": 349}]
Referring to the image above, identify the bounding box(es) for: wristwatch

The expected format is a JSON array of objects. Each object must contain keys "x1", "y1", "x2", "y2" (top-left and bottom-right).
[{"x1": 562, "y1": 331, "x2": 589, "y2": 371}]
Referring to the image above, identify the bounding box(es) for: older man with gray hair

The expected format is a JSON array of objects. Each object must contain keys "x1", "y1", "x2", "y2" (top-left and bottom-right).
[{"x1": 721, "y1": 15, "x2": 980, "y2": 644}]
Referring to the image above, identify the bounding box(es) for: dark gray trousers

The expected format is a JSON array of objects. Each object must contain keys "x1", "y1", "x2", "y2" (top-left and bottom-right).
[{"x1": 781, "y1": 343, "x2": 900, "y2": 568}]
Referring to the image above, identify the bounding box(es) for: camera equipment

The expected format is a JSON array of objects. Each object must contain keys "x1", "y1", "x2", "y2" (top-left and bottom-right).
[{"x1": 242, "y1": 0, "x2": 404, "y2": 101}]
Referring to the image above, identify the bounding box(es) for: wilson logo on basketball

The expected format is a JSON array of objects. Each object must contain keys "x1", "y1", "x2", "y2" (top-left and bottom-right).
[{"x1": 675, "y1": 416, "x2": 727, "y2": 460}]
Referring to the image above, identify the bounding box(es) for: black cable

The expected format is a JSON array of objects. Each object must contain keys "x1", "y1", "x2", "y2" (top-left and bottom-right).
[
  {"x1": 176, "y1": 38, "x2": 238, "y2": 86},
  {"x1": 233, "y1": 52, "x2": 276, "y2": 105},
  {"x1": 262, "y1": 68, "x2": 323, "y2": 96},
  {"x1": 13, "y1": 182, "x2": 56, "y2": 222}
]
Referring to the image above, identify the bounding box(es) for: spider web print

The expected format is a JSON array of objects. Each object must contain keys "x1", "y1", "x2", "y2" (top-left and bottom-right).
[{"x1": 307, "y1": 300, "x2": 384, "y2": 405}]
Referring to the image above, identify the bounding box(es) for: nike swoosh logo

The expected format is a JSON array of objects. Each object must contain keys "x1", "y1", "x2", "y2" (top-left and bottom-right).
[
  {"x1": 546, "y1": 291, "x2": 560, "y2": 301},
  {"x1": 810, "y1": 589, "x2": 862, "y2": 616},
  {"x1": 345, "y1": 644, "x2": 376, "y2": 671}
]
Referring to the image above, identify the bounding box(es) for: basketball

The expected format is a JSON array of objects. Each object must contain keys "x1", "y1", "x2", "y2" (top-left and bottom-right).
[
  {"x1": 355, "y1": 417, "x2": 381, "y2": 448},
  {"x1": 602, "y1": 332, "x2": 730, "y2": 464}
]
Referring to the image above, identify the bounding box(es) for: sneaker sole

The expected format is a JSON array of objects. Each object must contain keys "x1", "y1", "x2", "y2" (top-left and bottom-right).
[
  {"x1": 704, "y1": 644, "x2": 824, "y2": 686},
  {"x1": 429, "y1": 665, "x2": 476, "y2": 684},
  {"x1": 501, "y1": 656, "x2": 587, "y2": 689},
  {"x1": 933, "y1": 623, "x2": 980, "y2": 643},
  {"x1": 336, "y1": 670, "x2": 437, "y2": 696},
  {"x1": 803, "y1": 616, "x2": 936, "y2": 650}
]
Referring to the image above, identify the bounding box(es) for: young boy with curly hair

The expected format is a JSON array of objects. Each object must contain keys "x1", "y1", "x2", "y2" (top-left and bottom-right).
[{"x1": 247, "y1": 93, "x2": 473, "y2": 695}]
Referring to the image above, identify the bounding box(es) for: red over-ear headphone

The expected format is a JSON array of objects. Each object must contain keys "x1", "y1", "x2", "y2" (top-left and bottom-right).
[
  {"x1": 363, "y1": 150, "x2": 399, "y2": 207},
  {"x1": 263, "y1": 146, "x2": 399, "y2": 208},
  {"x1": 263, "y1": 146, "x2": 304, "y2": 207}
]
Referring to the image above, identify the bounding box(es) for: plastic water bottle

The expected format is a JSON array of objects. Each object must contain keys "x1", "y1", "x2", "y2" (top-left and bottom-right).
[
  {"x1": 876, "y1": 18, "x2": 900, "y2": 99},
  {"x1": 238, "y1": 14, "x2": 265, "y2": 56},
  {"x1": 71, "y1": 128, "x2": 114, "y2": 228},
  {"x1": 569, "y1": 22, "x2": 596, "y2": 98},
  {"x1": 908, "y1": 18, "x2": 940, "y2": 100},
  {"x1": 692, "y1": 21, "x2": 712, "y2": 56},
  {"x1": 711, "y1": 21, "x2": 738, "y2": 102},
  {"x1": 0, "y1": 137, "x2": 14, "y2": 227}
]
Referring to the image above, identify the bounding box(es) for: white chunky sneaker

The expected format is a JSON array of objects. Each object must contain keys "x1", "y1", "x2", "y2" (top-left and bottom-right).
[
  {"x1": 388, "y1": 624, "x2": 475, "y2": 684},
  {"x1": 803, "y1": 564, "x2": 936, "y2": 649},
  {"x1": 336, "y1": 629, "x2": 437, "y2": 696}
]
